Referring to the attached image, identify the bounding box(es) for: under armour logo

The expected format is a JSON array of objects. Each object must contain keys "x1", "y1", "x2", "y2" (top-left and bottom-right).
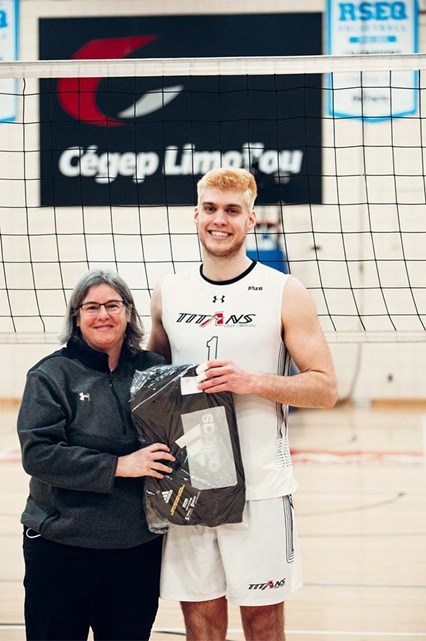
[
  {"x1": 212, "y1": 295, "x2": 225, "y2": 303},
  {"x1": 79, "y1": 392, "x2": 90, "y2": 401}
]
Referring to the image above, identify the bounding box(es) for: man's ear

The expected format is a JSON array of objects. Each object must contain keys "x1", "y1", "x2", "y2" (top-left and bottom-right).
[
  {"x1": 246, "y1": 210, "x2": 256, "y2": 231},
  {"x1": 194, "y1": 206, "x2": 199, "y2": 226}
]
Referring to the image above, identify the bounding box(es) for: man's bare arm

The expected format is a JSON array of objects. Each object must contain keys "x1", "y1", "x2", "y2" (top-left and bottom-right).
[
  {"x1": 197, "y1": 276, "x2": 338, "y2": 409},
  {"x1": 147, "y1": 283, "x2": 172, "y2": 363}
]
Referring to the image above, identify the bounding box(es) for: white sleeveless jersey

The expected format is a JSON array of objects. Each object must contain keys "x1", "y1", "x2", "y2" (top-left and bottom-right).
[{"x1": 161, "y1": 261, "x2": 298, "y2": 500}]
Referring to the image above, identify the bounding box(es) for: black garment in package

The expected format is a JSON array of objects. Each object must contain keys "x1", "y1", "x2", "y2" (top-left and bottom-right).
[{"x1": 130, "y1": 364, "x2": 245, "y2": 533}]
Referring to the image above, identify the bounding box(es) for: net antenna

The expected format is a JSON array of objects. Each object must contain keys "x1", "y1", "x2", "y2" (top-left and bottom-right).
[{"x1": 1, "y1": 53, "x2": 426, "y2": 344}]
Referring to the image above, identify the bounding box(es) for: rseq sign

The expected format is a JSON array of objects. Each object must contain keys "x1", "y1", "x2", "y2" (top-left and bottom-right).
[{"x1": 326, "y1": 0, "x2": 419, "y2": 121}]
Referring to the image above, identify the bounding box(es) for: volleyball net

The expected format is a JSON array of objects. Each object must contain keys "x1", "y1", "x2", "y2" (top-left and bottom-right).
[{"x1": 0, "y1": 53, "x2": 425, "y2": 343}]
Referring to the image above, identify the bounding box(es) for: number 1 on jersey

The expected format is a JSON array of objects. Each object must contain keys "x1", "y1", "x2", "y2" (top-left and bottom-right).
[{"x1": 206, "y1": 336, "x2": 218, "y2": 360}]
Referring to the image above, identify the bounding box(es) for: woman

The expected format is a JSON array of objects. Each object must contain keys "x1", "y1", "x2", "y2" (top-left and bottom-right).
[{"x1": 18, "y1": 270, "x2": 175, "y2": 641}]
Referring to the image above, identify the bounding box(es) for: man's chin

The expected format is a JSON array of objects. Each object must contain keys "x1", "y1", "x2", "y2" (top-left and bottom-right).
[{"x1": 202, "y1": 241, "x2": 243, "y2": 259}]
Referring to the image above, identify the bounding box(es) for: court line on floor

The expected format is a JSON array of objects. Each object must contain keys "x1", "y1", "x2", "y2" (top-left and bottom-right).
[
  {"x1": 2, "y1": 448, "x2": 425, "y2": 465},
  {"x1": 282, "y1": 633, "x2": 426, "y2": 639},
  {"x1": 150, "y1": 627, "x2": 426, "y2": 638},
  {"x1": 2, "y1": 624, "x2": 425, "y2": 638},
  {"x1": 291, "y1": 449, "x2": 424, "y2": 465}
]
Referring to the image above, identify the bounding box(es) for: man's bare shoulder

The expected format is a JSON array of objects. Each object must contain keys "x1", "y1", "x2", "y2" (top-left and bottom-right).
[
  {"x1": 281, "y1": 274, "x2": 320, "y2": 322},
  {"x1": 282, "y1": 274, "x2": 311, "y2": 298}
]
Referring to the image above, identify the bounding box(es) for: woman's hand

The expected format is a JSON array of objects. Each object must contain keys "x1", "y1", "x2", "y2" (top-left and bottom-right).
[{"x1": 116, "y1": 443, "x2": 175, "y2": 478}]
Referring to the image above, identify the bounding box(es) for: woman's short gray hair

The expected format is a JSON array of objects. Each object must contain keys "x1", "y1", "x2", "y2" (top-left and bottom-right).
[{"x1": 59, "y1": 270, "x2": 144, "y2": 353}]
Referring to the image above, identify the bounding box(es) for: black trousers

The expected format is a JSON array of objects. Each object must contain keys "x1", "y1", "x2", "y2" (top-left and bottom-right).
[{"x1": 23, "y1": 529, "x2": 162, "y2": 641}]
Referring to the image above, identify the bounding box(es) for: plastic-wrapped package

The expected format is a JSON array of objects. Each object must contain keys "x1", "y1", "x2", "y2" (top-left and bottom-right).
[{"x1": 130, "y1": 363, "x2": 245, "y2": 533}]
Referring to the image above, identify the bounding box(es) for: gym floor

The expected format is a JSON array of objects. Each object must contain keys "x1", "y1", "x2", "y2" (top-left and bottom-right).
[{"x1": 1, "y1": 402, "x2": 425, "y2": 640}]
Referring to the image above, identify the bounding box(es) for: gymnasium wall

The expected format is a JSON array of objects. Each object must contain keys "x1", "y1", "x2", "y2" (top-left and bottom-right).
[{"x1": 1, "y1": 0, "x2": 425, "y2": 402}]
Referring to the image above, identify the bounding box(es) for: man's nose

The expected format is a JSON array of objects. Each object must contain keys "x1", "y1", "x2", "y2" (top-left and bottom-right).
[{"x1": 213, "y1": 209, "x2": 227, "y2": 224}]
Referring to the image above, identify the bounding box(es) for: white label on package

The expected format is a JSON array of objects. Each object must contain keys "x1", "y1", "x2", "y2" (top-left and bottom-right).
[
  {"x1": 180, "y1": 376, "x2": 202, "y2": 396},
  {"x1": 180, "y1": 363, "x2": 208, "y2": 396}
]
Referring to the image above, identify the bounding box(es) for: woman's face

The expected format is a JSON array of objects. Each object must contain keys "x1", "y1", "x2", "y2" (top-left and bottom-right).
[{"x1": 76, "y1": 283, "x2": 130, "y2": 355}]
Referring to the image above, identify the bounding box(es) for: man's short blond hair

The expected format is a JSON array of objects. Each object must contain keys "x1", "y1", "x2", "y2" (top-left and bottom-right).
[{"x1": 197, "y1": 168, "x2": 257, "y2": 210}]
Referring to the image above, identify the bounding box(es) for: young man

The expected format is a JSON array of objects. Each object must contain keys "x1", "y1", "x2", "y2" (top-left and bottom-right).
[{"x1": 148, "y1": 167, "x2": 338, "y2": 641}]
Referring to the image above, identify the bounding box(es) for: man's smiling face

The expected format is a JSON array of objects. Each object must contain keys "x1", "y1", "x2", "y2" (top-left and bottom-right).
[{"x1": 194, "y1": 187, "x2": 256, "y2": 259}]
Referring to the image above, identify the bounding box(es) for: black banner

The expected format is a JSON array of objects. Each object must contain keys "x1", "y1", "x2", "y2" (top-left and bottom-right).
[{"x1": 39, "y1": 14, "x2": 322, "y2": 206}]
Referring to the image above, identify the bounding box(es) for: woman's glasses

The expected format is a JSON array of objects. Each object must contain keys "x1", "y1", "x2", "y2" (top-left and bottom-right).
[{"x1": 79, "y1": 300, "x2": 126, "y2": 316}]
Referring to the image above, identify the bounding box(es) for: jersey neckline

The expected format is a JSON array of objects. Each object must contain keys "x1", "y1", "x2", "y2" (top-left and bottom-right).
[{"x1": 199, "y1": 260, "x2": 257, "y2": 286}]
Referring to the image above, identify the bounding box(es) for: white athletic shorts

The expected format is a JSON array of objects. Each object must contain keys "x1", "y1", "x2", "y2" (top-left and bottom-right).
[{"x1": 160, "y1": 495, "x2": 303, "y2": 606}]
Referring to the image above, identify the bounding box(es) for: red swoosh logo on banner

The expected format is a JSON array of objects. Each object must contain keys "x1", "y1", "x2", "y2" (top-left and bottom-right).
[{"x1": 57, "y1": 35, "x2": 157, "y2": 126}]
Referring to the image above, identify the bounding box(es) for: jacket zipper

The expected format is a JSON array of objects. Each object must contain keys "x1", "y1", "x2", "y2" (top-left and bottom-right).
[{"x1": 109, "y1": 371, "x2": 127, "y2": 435}]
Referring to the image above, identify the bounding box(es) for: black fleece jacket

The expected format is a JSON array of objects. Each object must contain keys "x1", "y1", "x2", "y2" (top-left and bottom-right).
[{"x1": 18, "y1": 335, "x2": 165, "y2": 549}]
